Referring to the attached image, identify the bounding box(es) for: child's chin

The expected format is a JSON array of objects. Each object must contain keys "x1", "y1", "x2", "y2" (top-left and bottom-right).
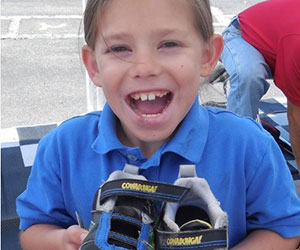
[{"x1": 137, "y1": 132, "x2": 172, "y2": 144}]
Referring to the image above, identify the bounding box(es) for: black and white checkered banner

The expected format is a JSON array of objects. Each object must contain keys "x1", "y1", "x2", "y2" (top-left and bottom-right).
[{"x1": 1, "y1": 123, "x2": 58, "y2": 168}]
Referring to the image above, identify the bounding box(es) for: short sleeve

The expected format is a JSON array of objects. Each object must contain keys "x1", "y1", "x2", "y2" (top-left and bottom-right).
[
  {"x1": 245, "y1": 137, "x2": 300, "y2": 237},
  {"x1": 16, "y1": 132, "x2": 76, "y2": 230}
]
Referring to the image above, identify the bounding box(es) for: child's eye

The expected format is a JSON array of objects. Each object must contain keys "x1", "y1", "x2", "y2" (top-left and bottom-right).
[
  {"x1": 159, "y1": 41, "x2": 180, "y2": 49},
  {"x1": 108, "y1": 45, "x2": 131, "y2": 53}
]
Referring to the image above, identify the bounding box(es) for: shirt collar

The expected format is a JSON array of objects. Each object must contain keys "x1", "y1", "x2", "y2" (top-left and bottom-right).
[
  {"x1": 92, "y1": 98, "x2": 209, "y2": 163},
  {"x1": 92, "y1": 103, "x2": 126, "y2": 154},
  {"x1": 161, "y1": 97, "x2": 209, "y2": 163}
]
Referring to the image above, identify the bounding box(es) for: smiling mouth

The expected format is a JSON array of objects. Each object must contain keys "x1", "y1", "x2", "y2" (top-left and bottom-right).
[{"x1": 128, "y1": 90, "x2": 172, "y2": 118}]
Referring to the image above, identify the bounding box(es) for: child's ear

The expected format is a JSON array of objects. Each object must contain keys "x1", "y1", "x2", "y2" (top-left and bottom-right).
[
  {"x1": 200, "y1": 34, "x2": 224, "y2": 77},
  {"x1": 82, "y1": 45, "x2": 102, "y2": 87}
]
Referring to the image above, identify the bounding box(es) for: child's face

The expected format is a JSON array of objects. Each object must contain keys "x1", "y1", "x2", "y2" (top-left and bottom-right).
[{"x1": 83, "y1": 0, "x2": 221, "y2": 156}]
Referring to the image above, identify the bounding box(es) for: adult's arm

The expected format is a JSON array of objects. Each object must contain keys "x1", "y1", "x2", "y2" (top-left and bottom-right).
[{"x1": 287, "y1": 100, "x2": 300, "y2": 174}]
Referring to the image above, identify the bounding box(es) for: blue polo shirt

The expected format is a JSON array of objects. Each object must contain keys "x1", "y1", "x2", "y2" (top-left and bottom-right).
[{"x1": 17, "y1": 98, "x2": 300, "y2": 248}]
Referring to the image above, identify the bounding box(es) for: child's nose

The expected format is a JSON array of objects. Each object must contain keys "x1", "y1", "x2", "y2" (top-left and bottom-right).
[{"x1": 128, "y1": 52, "x2": 162, "y2": 78}]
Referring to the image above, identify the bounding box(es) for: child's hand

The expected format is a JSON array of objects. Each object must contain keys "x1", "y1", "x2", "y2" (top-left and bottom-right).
[
  {"x1": 20, "y1": 224, "x2": 89, "y2": 250},
  {"x1": 62, "y1": 225, "x2": 88, "y2": 250}
]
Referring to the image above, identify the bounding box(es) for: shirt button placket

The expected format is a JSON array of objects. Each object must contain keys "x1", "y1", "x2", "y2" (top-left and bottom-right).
[{"x1": 127, "y1": 154, "x2": 138, "y2": 162}]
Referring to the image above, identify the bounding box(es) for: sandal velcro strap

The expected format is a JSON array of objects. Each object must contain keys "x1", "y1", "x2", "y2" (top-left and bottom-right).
[
  {"x1": 155, "y1": 228, "x2": 228, "y2": 250},
  {"x1": 99, "y1": 178, "x2": 190, "y2": 204},
  {"x1": 154, "y1": 165, "x2": 229, "y2": 250}
]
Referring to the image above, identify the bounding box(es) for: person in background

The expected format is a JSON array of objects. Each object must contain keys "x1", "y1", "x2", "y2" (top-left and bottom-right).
[{"x1": 221, "y1": 0, "x2": 300, "y2": 173}]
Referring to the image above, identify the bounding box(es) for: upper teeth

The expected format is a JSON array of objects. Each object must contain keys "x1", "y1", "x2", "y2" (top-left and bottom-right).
[{"x1": 130, "y1": 91, "x2": 168, "y2": 101}]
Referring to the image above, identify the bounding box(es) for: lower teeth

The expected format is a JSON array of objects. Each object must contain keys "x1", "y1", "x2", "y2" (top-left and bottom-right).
[{"x1": 142, "y1": 113, "x2": 161, "y2": 118}]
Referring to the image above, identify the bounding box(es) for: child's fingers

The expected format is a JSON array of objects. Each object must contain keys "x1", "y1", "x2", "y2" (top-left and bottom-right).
[
  {"x1": 64, "y1": 225, "x2": 88, "y2": 248},
  {"x1": 80, "y1": 231, "x2": 88, "y2": 242}
]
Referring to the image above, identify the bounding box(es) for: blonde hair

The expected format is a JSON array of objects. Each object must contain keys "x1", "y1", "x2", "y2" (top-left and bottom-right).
[{"x1": 83, "y1": 0, "x2": 214, "y2": 50}]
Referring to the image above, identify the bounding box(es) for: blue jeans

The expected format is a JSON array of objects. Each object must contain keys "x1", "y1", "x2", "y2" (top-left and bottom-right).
[{"x1": 221, "y1": 17, "x2": 273, "y2": 119}]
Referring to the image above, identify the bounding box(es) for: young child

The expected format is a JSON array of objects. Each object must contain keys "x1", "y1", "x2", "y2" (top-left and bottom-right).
[{"x1": 17, "y1": 0, "x2": 300, "y2": 249}]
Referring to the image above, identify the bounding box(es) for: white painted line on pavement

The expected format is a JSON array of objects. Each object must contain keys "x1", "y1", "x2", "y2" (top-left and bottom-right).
[
  {"x1": 7, "y1": 17, "x2": 21, "y2": 38},
  {"x1": 1, "y1": 33, "x2": 84, "y2": 40},
  {"x1": 38, "y1": 22, "x2": 67, "y2": 31},
  {"x1": 1, "y1": 15, "x2": 82, "y2": 20},
  {"x1": 211, "y1": 6, "x2": 233, "y2": 27},
  {"x1": 1, "y1": 15, "x2": 83, "y2": 40}
]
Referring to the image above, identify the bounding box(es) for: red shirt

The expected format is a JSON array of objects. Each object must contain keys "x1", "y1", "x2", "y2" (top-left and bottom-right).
[{"x1": 239, "y1": 0, "x2": 300, "y2": 105}]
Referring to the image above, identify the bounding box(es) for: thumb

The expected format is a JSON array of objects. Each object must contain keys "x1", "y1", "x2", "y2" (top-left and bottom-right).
[
  {"x1": 80, "y1": 231, "x2": 88, "y2": 242},
  {"x1": 66, "y1": 225, "x2": 88, "y2": 245}
]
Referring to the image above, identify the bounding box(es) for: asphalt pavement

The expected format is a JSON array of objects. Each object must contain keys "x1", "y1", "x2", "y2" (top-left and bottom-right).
[{"x1": 1, "y1": 0, "x2": 283, "y2": 128}]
